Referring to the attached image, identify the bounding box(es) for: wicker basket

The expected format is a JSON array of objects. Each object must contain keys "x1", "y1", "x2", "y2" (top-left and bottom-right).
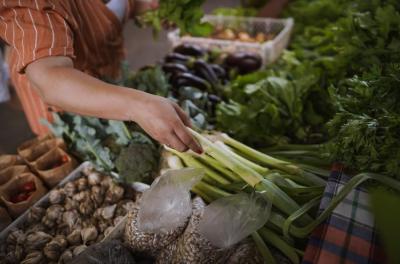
[{"x1": 168, "y1": 15, "x2": 294, "y2": 65}]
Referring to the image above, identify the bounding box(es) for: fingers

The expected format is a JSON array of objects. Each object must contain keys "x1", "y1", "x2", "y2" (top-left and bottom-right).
[
  {"x1": 164, "y1": 132, "x2": 188, "y2": 152},
  {"x1": 171, "y1": 102, "x2": 202, "y2": 153},
  {"x1": 174, "y1": 123, "x2": 203, "y2": 154},
  {"x1": 172, "y1": 102, "x2": 192, "y2": 128}
]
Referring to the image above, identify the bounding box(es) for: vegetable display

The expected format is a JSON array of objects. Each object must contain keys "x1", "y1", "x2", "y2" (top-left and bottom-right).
[
  {"x1": 0, "y1": 166, "x2": 137, "y2": 264},
  {"x1": 166, "y1": 130, "x2": 400, "y2": 263},
  {"x1": 127, "y1": 44, "x2": 262, "y2": 130},
  {"x1": 16, "y1": 0, "x2": 399, "y2": 263}
]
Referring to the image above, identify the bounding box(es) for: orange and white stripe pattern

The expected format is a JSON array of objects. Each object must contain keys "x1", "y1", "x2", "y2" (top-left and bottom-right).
[{"x1": 0, "y1": 0, "x2": 135, "y2": 135}]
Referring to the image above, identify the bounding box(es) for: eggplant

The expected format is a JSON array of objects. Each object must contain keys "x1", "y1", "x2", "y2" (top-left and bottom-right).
[
  {"x1": 164, "y1": 53, "x2": 190, "y2": 64},
  {"x1": 224, "y1": 52, "x2": 262, "y2": 74},
  {"x1": 172, "y1": 72, "x2": 211, "y2": 91},
  {"x1": 173, "y1": 44, "x2": 205, "y2": 57},
  {"x1": 208, "y1": 94, "x2": 222, "y2": 104},
  {"x1": 210, "y1": 64, "x2": 227, "y2": 80},
  {"x1": 162, "y1": 63, "x2": 189, "y2": 77},
  {"x1": 193, "y1": 59, "x2": 220, "y2": 91}
]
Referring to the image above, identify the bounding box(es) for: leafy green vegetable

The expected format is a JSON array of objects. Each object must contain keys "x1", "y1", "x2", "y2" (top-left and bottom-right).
[
  {"x1": 216, "y1": 0, "x2": 400, "y2": 155},
  {"x1": 325, "y1": 1, "x2": 400, "y2": 178},
  {"x1": 115, "y1": 141, "x2": 160, "y2": 184},
  {"x1": 139, "y1": 0, "x2": 212, "y2": 36},
  {"x1": 127, "y1": 66, "x2": 169, "y2": 97},
  {"x1": 217, "y1": 50, "x2": 331, "y2": 147},
  {"x1": 44, "y1": 112, "x2": 161, "y2": 183}
]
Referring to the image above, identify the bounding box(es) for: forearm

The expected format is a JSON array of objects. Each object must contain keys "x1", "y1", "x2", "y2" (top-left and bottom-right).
[
  {"x1": 27, "y1": 59, "x2": 144, "y2": 121},
  {"x1": 26, "y1": 56, "x2": 202, "y2": 153}
]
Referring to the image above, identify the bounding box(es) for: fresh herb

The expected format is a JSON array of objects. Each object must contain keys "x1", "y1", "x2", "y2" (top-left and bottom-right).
[
  {"x1": 325, "y1": 1, "x2": 400, "y2": 177},
  {"x1": 139, "y1": 0, "x2": 213, "y2": 36}
]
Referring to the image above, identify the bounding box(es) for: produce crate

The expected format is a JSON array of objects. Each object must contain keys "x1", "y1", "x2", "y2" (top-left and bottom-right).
[
  {"x1": 0, "y1": 161, "x2": 149, "y2": 263},
  {"x1": 168, "y1": 15, "x2": 294, "y2": 65}
]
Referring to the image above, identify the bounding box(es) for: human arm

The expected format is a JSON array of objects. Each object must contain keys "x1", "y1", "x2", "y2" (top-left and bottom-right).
[
  {"x1": 26, "y1": 56, "x2": 202, "y2": 153},
  {"x1": 257, "y1": 0, "x2": 289, "y2": 18}
]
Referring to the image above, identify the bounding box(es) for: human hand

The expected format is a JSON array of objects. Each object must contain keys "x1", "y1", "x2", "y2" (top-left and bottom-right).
[{"x1": 132, "y1": 93, "x2": 203, "y2": 154}]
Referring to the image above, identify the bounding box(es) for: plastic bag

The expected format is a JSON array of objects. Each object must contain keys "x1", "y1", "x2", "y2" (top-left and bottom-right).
[
  {"x1": 198, "y1": 192, "x2": 271, "y2": 248},
  {"x1": 156, "y1": 197, "x2": 233, "y2": 264},
  {"x1": 125, "y1": 204, "x2": 186, "y2": 258},
  {"x1": 137, "y1": 168, "x2": 203, "y2": 233}
]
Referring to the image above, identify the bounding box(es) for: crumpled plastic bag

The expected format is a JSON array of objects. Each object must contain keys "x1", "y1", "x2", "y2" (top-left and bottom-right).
[
  {"x1": 156, "y1": 197, "x2": 234, "y2": 264},
  {"x1": 198, "y1": 192, "x2": 272, "y2": 248},
  {"x1": 137, "y1": 168, "x2": 203, "y2": 233}
]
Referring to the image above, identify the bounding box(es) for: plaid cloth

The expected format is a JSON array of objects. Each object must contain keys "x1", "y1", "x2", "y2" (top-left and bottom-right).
[{"x1": 302, "y1": 164, "x2": 387, "y2": 264}]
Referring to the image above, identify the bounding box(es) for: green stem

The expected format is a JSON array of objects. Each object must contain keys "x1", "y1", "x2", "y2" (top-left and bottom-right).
[
  {"x1": 191, "y1": 186, "x2": 213, "y2": 203},
  {"x1": 220, "y1": 133, "x2": 302, "y2": 175},
  {"x1": 197, "y1": 154, "x2": 241, "y2": 182},
  {"x1": 168, "y1": 148, "x2": 231, "y2": 185},
  {"x1": 122, "y1": 122, "x2": 132, "y2": 140},
  {"x1": 277, "y1": 172, "x2": 400, "y2": 239},
  {"x1": 190, "y1": 129, "x2": 263, "y2": 187},
  {"x1": 190, "y1": 129, "x2": 314, "y2": 223},
  {"x1": 259, "y1": 227, "x2": 300, "y2": 264},
  {"x1": 215, "y1": 141, "x2": 269, "y2": 174},
  {"x1": 283, "y1": 195, "x2": 322, "y2": 240},
  {"x1": 195, "y1": 181, "x2": 231, "y2": 200},
  {"x1": 252, "y1": 232, "x2": 277, "y2": 264}
]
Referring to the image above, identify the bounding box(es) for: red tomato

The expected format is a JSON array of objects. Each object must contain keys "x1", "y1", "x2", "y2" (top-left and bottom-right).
[
  {"x1": 21, "y1": 181, "x2": 36, "y2": 192},
  {"x1": 61, "y1": 155, "x2": 69, "y2": 164},
  {"x1": 10, "y1": 192, "x2": 30, "y2": 203}
]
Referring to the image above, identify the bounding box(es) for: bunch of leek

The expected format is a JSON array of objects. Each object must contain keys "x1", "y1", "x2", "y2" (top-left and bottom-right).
[{"x1": 166, "y1": 129, "x2": 400, "y2": 264}]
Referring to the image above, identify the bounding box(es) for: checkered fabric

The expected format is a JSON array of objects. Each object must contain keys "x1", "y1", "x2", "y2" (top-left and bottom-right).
[{"x1": 302, "y1": 165, "x2": 387, "y2": 264}]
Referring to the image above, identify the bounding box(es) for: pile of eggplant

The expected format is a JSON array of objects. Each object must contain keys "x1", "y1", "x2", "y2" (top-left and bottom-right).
[{"x1": 161, "y1": 44, "x2": 262, "y2": 129}]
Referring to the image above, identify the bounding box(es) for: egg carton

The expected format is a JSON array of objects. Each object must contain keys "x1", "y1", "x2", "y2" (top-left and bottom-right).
[{"x1": 168, "y1": 15, "x2": 294, "y2": 65}]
